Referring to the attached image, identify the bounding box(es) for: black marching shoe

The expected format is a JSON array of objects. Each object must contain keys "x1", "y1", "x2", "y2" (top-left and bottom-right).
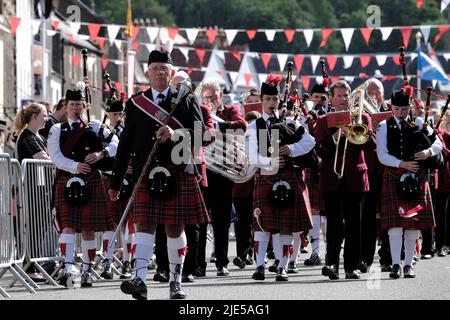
[
  {"x1": 80, "y1": 272, "x2": 93, "y2": 288},
  {"x1": 437, "y1": 247, "x2": 447, "y2": 257},
  {"x1": 244, "y1": 254, "x2": 254, "y2": 265},
  {"x1": 304, "y1": 253, "x2": 322, "y2": 266},
  {"x1": 345, "y1": 270, "x2": 360, "y2": 279},
  {"x1": 389, "y1": 264, "x2": 402, "y2": 279},
  {"x1": 358, "y1": 262, "x2": 368, "y2": 273},
  {"x1": 275, "y1": 268, "x2": 288, "y2": 281},
  {"x1": 153, "y1": 270, "x2": 169, "y2": 282},
  {"x1": 169, "y1": 281, "x2": 186, "y2": 299},
  {"x1": 233, "y1": 256, "x2": 246, "y2": 269},
  {"x1": 252, "y1": 266, "x2": 265, "y2": 281},
  {"x1": 121, "y1": 277, "x2": 148, "y2": 300},
  {"x1": 321, "y1": 265, "x2": 339, "y2": 280},
  {"x1": 181, "y1": 273, "x2": 195, "y2": 283},
  {"x1": 59, "y1": 272, "x2": 75, "y2": 288},
  {"x1": 193, "y1": 266, "x2": 206, "y2": 277},
  {"x1": 403, "y1": 265, "x2": 416, "y2": 278},
  {"x1": 120, "y1": 261, "x2": 132, "y2": 279},
  {"x1": 287, "y1": 261, "x2": 298, "y2": 273},
  {"x1": 217, "y1": 266, "x2": 230, "y2": 276},
  {"x1": 380, "y1": 264, "x2": 393, "y2": 272},
  {"x1": 268, "y1": 259, "x2": 280, "y2": 273},
  {"x1": 100, "y1": 259, "x2": 114, "y2": 280}
]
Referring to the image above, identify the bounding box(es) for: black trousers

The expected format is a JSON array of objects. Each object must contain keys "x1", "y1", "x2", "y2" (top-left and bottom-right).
[
  {"x1": 183, "y1": 224, "x2": 199, "y2": 274},
  {"x1": 323, "y1": 189, "x2": 365, "y2": 273},
  {"x1": 378, "y1": 230, "x2": 392, "y2": 266},
  {"x1": 206, "y1": 171, "x2": 234, "y2": 268},
  {"x1": 435, "y1": 191, "x2": 450, "y2": 250},
  {"x1": 233, "y1": 195, "x2": 254, "y2": 259},
  {"x1": 361, "y1": 190, "x2": 378, "y2": 266}
]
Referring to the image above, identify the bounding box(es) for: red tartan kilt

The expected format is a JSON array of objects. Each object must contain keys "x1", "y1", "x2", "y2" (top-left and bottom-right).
[
  {"x1": 253, "y1": 168, "x2": 312, "y2": 234},
  {"x1": 304, "y1": 168, "x2": 324, "y2": 212},
  {"x1": 132, "y1": 171, "x2": 209, "y2": 225},
  {"x1": 380, "y1": 167, "x2": 435, "y2": 231},
  {"x1": 102, "y1": 176, "x2": 129, "y2": 224},
  {"x1": 54, "y1": 171, "x2": 115, "y2": 232}
]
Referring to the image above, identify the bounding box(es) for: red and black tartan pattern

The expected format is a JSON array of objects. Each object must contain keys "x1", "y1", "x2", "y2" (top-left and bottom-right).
[
  {"x1": 304, "y1": 168, "x2": 324, "y2": 212},
  {"x1": 380, "y1": 167, "x2": 435, "y2": 231},
  {"x1": 54, "y1": 171, "x2": 115, "y2": 232},
  {"x1": 132, "y1": 171, "x2": 209, "y2": 225},
  {"x1": 253, "y1": 168, "x2": 312, "y2": 234},
  {"x1": 102, "y1": 176, "x2": 129, "y2": 224}
]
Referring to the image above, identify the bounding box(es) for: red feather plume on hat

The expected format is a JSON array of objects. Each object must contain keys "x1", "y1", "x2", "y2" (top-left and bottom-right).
[
  {"x1": 120, "y1": 91, "x2": 126, "y2": 102},
  {"x1": 402, "y1": 85, "x2": 414, "y2": 97},
  {"x1": 322, "y1": 77, "x2": 329, "y2": 88},
  {"x1": 266, "y1": 74, "x2": 282, "y2": 86}
]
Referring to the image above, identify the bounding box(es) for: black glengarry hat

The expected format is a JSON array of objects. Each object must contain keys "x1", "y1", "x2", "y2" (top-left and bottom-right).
[
  {"x1": 391, "y1": 89, "x2": 411, "y2": 107},
  {"x1": 311, "y1": 83, "x2": 328, "y2": 95},
  {"x1": 108, "y1": 100, "x2": 124, "y2": 113},
  {"x1": 148, "y1": 50, "x2": 173, "y2": 66},
  {"x1": 65, "y1": 89, "x2": 84, "y2": 102},
  {"x1": 261, "y1": 74, "x2": 282, "y2": 96}
]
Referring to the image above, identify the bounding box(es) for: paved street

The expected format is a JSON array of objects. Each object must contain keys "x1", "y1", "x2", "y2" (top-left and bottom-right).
[{"x1": 2, "y1": 238, "x2": 450, "y2": 301}]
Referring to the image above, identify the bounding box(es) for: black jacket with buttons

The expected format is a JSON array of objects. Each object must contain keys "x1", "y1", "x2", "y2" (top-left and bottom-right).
[{"x1": 110, "y1": 87, "x2": 206, "y2": 191}]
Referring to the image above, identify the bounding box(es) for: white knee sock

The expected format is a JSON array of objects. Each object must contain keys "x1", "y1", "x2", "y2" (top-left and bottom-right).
[
  {"x1": 279, "y1": 234, "x2": 293, "y2": 269},
  {"x1": 272, "y1": 233, "x2": 281, "y2": 261},
  {"x1": 167, "y1": 233, "x2": 187, "y2": 283},
  {"x1": 404, "y1": 229, "x2": 420, "y2": 267},
  {"x1": 388, "y1": 227, "x2": 403, "y2": 266},
  {"x1": 254, "y1": 231, "x2": 270, "y2": 267},
  {"x1": 102, "y1": 231, "x2": 115, "y2": 262},
  {"x1": 134, "y1": 232, "x2": 155, "y2": 281},
  {"x1": 59, "y1": 234, "x2": 75, "y2": 273},
  {"x1": 311, "y1": 215, "x2": 322, "y2": 255},
  {"x1": 290, "y1": 232, "x2": 301, "y2": 263},
  {"x1": 81, "y1": 239, "x2": 97, "y2": 272}
]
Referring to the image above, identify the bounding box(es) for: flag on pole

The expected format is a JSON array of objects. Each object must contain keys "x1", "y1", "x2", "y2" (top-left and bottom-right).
[
  {"x1": 417, "y1": 47, "x2": 449, "y2": 84},
  {"x1": 125, "y1": 0, "x2": 133, "y2": 38}
]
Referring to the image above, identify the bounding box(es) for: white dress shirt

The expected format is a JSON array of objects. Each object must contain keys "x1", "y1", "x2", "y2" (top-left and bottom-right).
[
  {"x1": 246, "y1": 112, "x2": 316, "y2": 171},
  {"x1": 151, "y1": 87, "x2": 170, "y2": 105},
  {"x1": 48, "y1": 119, "x2": 118, "y2": 174},
  {"x1": 376, "y1": 116, "x2": 442, "y2": 168}
]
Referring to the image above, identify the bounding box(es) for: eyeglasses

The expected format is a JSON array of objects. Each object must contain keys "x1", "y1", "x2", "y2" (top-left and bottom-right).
[
  {"x1": 148, "y1": 65, "x2": 170, "y2": 73},
  {"x1": 202, "y1": 94, "x2": 219, "y2": 102}
]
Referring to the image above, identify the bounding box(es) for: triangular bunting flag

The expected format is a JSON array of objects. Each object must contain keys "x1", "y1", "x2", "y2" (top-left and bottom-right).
[
  {"x1": 417, "y1": 0, "x2": 424, "y2": 8},
  {"x1": 376, "y1": 55, "x2": 388, "y2": 66},
  {"x1": 265, "y1": 30, "x2": 276, "y2": 41},
  {"x1": 258, "y1": 73, "x2": 267, "y2": 86},
  {"x1": 303, "y1": 29, "x2": 314, "y2": 47},
  {"x1": 327, "y1": 55, "x2": 338, "y2": 72},
  {"x1": 101, "y1": 58, "x2": 109, "y2": 70},
  {"x1": 434, "y1": 25, "x2": 450, "y2": 44},
  {"x1": 277, "y1": 54, "x2": 289, "y2": 71},
  {"x1": 96, "y1": 37, "x2": 105, "y2": 50},
  {"x1": 72, "y1": 55, "x2": 81, "y2": 68},
  {"x1": 52, "y1": 20, "x2": 59, "y2": 31},
  {"x1": 442, "y1": 0, "x2": 450, "y2": 12},
  {"x1": 178, "y1": 47, "x2": 190, "y2": 62},
  {"x1": 420, "y1": 26, "x2": 431, "y2": 43},
  {"x1": 301, "y1": 77, "x2": 311, "y2": 92},
  {"x1": 246, "y1": 30, "x2": 257, "y2": 40},
  {"x1": 392, "y1": 56, "x2": 401, "y2": 65},
  {"x1": 360, "y1": 55, "x2": 371, "y2": 68},
  {"x1": 131, "y1": 26, "x2": 140, "y2": 41},
  {"x1": 87, "y1": 56, "x2": 96, "y2": 72},
  {"x1": 168, "y1": 27, "x2": 179, "y2": 40},
  {"x1": 379, "y1": 27, "x2": 393, "y2": 41},
  {"x1": 69, "y1": 22, "x2": 81, "y2": 36},
  {"x1": 115, "y1": 82, "x2": 123, "y2": 92},
  {"x1": 146, "y1": 27, "x2": 159, "y2": 43},
  {"x1": 310, "y1": 55, "x2": 320, "y2": 73},
  {"x1": 284, "y1": 29, "x2": 296, "y2": 43},
  {"x1": 443, "y1": 53, "x2": 450, "y2": 61},
  {"x1": 230, "y1": 51, "x2": 241, "y2": 61},
  {"x1": 145, "y1": 43, "x2": 156, "y2": 53},
  {"x1": 206, "y1": 29, "x2": 218, "y2": 44},
  {"x1": 360, "y1": 28, "x2": 373, "y2": 46},
  {"x1": 9, "y1": 17, "x2": 21, "y2": 36},
  {"x1": 229, "y1": 71, "x2": 239, "y2": 84},
  {"x1": 88, "y1": 23, "x2": 101, "y2": 42},
  {"x1": 293, "y1": 55, "x2": 304, "y2": 73},
  {"x1": 320, "y1": 29, "x2": 333, "y2": 48},
  {"x1": 31, "y1": 19, "x2": 41, "y2": 36},
  {"x1": 400, "y1": 27, "x2": 412, "y2": 48},
  {"x1": 215, "y1": 50, "x2": 225, "y2": 61},
  {"x1": 185, "y1": 28, "x2": 199, "y2": 44},
  {"x1": 115, "y1": 40, "x2": 123, "y2": 52},
  {"x1": 260, "y1": 53, "x2": 272, "y2": 70},
  {"x1": 331, "y1": 76, "x2": 340, "y2": 84},
  {"x1": 107, "y1": 24, "x2": 121, "y2": 45},
  {"x1": 343, "y1": 55, "x2": 354, "y2": 69},
  {"x1": 196, "y1": 48, "x2": 206, "y2": 64},
  {"x1": 225, "y1": 29, "x2": 238, "y2": 44},
  {"x1": 244, "y1": 73, "x2": 253, "y2": 87},
  {"x1": 65, "y1": 32, "x2": 75, "y2": 45},
  {"x1": 340, "y1": 28, "x2": 354, "y2": 51}
]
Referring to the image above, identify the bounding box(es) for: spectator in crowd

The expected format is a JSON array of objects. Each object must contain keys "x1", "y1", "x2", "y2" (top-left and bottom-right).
[{"x1": 39, "y1": 98, "x2": 68, "y2": 139}]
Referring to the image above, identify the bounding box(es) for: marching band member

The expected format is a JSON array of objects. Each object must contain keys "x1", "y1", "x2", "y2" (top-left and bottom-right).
[
  {"x1": 48, "y1": 89, "x2": 118, "y2": 288},
  {"x1": 248, "y1": 75, "x2": 315, "y2": 281},
  {"x1": 108, "y1": 50, "x2": 209, "y2": 300},
  {"x1": 376, "y1": 89, "x2": 442, "y2": 279},
  {"x1": 365, "y1": 78, "x2": 390, "y2": 112},
  {"x1": 315, "y1": 80, "x2": 372, "y2": 280}
]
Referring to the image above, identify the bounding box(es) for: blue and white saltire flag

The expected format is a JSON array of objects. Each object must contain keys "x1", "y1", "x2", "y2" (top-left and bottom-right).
[{"x1": 417, "y1": 47, "x2": 449, "y2": 84}]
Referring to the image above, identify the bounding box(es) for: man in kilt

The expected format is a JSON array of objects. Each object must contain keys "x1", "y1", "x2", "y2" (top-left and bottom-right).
[
  {"x1": 48, "y1": 89, "x2": 118, "y2": 288},
  {"x1": 108, "y1": 50, "x2": 209, "y2": 300},
  {"x1": 376, "y1": 89, "x2": 442, "y2": 279},
  {"x1": 315, "y1": 80, "x2": 372, "y2": 280},
  {"x1": 248, "y1": 74, "x2": 315, "y2": 281}
]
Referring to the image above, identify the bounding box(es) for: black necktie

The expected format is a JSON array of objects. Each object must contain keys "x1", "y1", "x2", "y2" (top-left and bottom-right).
[
  {"x1": 399, "y1": 120, "x2": 407, "y2": 132},
  {"x1": 71, "y1": 122, "x2": 80, "y2": 130},
  {"x1": 157, "y1": 93, "x2": 165, "y2": 105}
]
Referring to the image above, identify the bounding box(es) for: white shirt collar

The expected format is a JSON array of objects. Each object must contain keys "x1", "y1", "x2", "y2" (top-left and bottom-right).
[
  {"x1": 262, "y1": 110, "x2": 279, "y2": 122},
  {"x1": 151, "y1": 87, "x2": 170, "y2": 101},
  {"x1": 216, "y1": 104, "x2": 224, "y2": 112}
]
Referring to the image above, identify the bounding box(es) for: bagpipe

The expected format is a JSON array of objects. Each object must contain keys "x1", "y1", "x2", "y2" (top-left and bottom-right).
[{"x1": 319, "y1": 58, "x2": 334, "y2": 113}]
